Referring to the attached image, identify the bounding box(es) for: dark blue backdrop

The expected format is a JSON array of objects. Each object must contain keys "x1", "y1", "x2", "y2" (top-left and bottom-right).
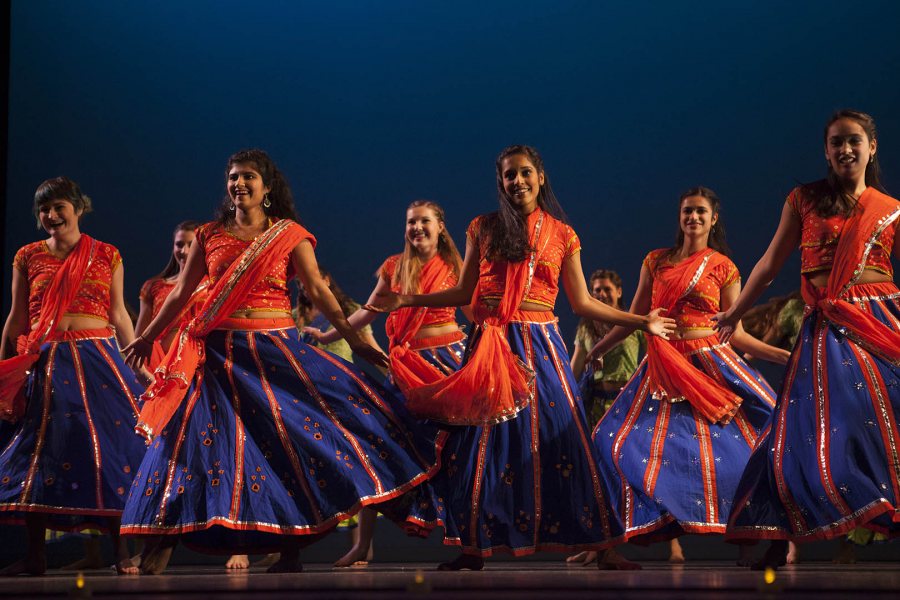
[{"x1": 5, "y1": 0, "x2": 900, "y2": 344}]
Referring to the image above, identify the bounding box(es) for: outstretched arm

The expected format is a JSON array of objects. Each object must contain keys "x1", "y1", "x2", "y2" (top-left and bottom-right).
[
  {"x1": 585, "y1": 261, "x2": 654, "y2": 361},
  {"x1": 292, "y1": 240, "x2": 389, "y2": 369},
  {"x1": 366, "y1": 234, "x2": 480, "y2": 312},
  {"x1": 310, "y1": 275, "x2": 388, "y2": 345},
  {"x1": 123, "y1": 239, "x2": 207, "y2": 367},
  {"x1": 562, "y1": 251, "x2": 673, "y2": 341},
  {"x1": 720, "y1": 283, "x2": 790, "y2": 364},
  {"x1": 714, "y1": 201, "x2": 800, "y2": 342}
]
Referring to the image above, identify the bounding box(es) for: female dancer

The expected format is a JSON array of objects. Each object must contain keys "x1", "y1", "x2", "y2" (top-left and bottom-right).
[
  {"x1": 367, "y1": 145, "x2": 675, "y2": 570},
  {"x1": 0, "y1": 177, "x2": 148, "y2": 575},
  {"x1": 716, "y1": 109, "x2": 900, "y2": 568},
  {"x1": 135, "y1": 221, "x2": 199, "y2": 370},
  {"x1": 589, "y1": 187, "x2": 787, "y2": 561},
  {"x1": 570, "y1": 269, "x2": 644, "y2": 425},
  {"x1": 308, "y1": 199, "x2": 467, "y2": 567},
  {"x1": 120, "y1": 149, "x2": 444, "y2": 574}
]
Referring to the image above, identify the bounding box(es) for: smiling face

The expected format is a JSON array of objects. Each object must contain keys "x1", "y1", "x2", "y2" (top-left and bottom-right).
[
  {"x1": 825, "y1": 117, "x2": 877, "y2": 186},
  {"x1": 227, "y1": 162, "x2": 271, "y2": 212},
  {"x1": 499, "y1": 153, "x2": 545, "y2": 213},
  {"x1": 406, "y1": 205, "x2": 444, "y2": 257},
  {"x1": 172, "y1": 229, "x2": 196, "y2": 269},
  {"x1": 38, "y1": 198, "x2": 82, "y2": 237},
  {"x1": 590, "y1": 277, "x2": 622, "y2": 308},
  {"x1": 679, "y1": 195, "x2": 717, "y2": 241}
]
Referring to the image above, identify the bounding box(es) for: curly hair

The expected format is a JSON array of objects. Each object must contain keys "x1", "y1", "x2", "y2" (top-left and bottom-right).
[{"x1": 217, "y1": 149, "x2": 300, "y2": 225}]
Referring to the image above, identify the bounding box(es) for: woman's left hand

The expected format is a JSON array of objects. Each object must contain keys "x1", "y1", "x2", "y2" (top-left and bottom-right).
[
  {"x1": 363, "y1": 290, "x2": 404, "y2": 314},
  {"x1": 350, "y1": 340, "x2": 390, "y2": 370}
]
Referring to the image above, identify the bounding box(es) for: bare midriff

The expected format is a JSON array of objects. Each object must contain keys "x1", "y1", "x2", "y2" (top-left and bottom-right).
[
  {"x1": 415, "y1": 322, "x2": 461, "y2": 339},
  {"x1": 481, "y1": 299, "x2": 550, "y2": 312},
  {"x1": 35, "y1": 315, "x2": 110, "y2": 333},
  {"x1": 806, "y1": 266, "x2": 893, "y2": 289},
  {"x1": 670, "y1": 327, "x2": 716, "y2": 341},
  {"x1": 227, "y1": 309, "x2": 293, "y2": 319}
]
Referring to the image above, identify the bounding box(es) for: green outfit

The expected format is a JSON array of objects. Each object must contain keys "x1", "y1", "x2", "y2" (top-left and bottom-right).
[{"x1": 574, "y1": 320, "x2": 644, "y2": 424}]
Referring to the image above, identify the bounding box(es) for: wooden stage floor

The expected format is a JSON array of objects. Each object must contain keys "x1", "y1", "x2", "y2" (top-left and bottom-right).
[{"x1": 4, "y1": 561, "x2": 900, "y2": 599}]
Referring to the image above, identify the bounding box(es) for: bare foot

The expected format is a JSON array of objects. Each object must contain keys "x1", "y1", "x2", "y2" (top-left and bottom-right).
[
  {"x1": 736, "y1": 544, "x2": 755, "y2": 567},
  {"x1": 597, "y1": 548, "x2": 641, "y2": 571},
  {"x1": 334, "y1": 545, "x2": 371, "y2": 568},
  {"x1": 832, "y1": 540, "x2": 856, "y2": 564},
  {"x1": 0, "y1": 556, "x2": 47, "y2": 577},
  {"x1": 668, "y1": 538, "x2": 685, "y2": 563},
  {"x1": 437, "y1": 554, "x2": 484, "y2": 571},
  {"x1": 786, "y1": 541, "x2": 799, "y2": 564},
  {"x1": 139, "y1": 538, "x2": 176, "y2": 576},
  {"x1": 266, "y1": 554, "x2": 303, "y2": 573},
  {"x1": 225, "y1": 554, "x2": 249, "y2": 570},
  {"x1": 566, "y1": 550, "x2": 597, "y2": 565},
  {"x1": 130, "y1": 553, "x2": 142, "y2": 569},
  {"x1": 116, "y1": 558, "x2": 139, "y2": 575},
  {"x1": 253, "y1": 553, "x2": 280, "y2": 567}
]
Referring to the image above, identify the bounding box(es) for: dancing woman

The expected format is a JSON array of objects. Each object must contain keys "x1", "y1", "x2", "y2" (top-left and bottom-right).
[
  {"x1": 367, "y1": 145, "x2": 675, "y2": 570},
  {"x1": 135, "y1": 221, "x2": 199, "y2": 370},
  {"x1": 120, "y1": 149, "x2": 445, "y2": 574},
  {"x1": 590, "y1": 187, "x2": 787, "y2": 559},
  {"x1": 716, "y1": 110, "x2": 900, "y2": 568},
  {"x1": 0, "y1": 177, "x2": 148, "y2": 575}
]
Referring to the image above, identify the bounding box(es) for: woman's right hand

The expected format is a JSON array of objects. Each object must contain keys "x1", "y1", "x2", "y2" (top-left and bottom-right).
[
  {"x1": 645, "y1": 308, "x2": 676, "y2": 340},
  {"x1": 123, "y1": 335, "x2": 153, "y2": 370},
  {"x1": 350, "y1": 340, "x2": 390, "y2": 370},
  {"x1": 711, "y1": 310, "x2": 738, "y2": 343},
  {"x1": 363, "y1": 290, "x2": 405, "y2": 314}
]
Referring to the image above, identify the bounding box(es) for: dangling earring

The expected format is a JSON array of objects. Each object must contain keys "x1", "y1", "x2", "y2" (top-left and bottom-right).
[
  {"x1": 263, "y1": 193, "x2": 271, "y2": 208},
  {"x1": 228, "y1": 202, "x2": 236, "y2": 211}
]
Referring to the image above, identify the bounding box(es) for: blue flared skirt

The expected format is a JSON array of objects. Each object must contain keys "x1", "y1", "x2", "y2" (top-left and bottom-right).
[
  {"x1": 120, "y1": 325, "x2": 445, "y2": 553},
  {"x1": 727, "y1": 282, "x2": 900, "y2": 542},
  {"x1": 408, "y1": 314, "x2": 625, "y2": 556},
  {"x1": 0, "y1": 331, "x2": 146, "y2": 532},
  {"x1": 593, "y1": 335, "x2": 776, "y2": 543}
]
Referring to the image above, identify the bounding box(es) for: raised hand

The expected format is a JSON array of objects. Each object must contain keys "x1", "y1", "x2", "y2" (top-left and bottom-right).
[
  {"x1": 646, "y1": 308, "x2": 676, "y2": 340},
  {"x1": 301, "y1": 326, "x2": 325, "y2": 342}
]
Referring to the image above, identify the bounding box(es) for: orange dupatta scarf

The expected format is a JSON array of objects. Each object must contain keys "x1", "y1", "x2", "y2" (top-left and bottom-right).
[
  {"x1": 801, "y1": 187, "x2": 900, "y2": 362},
  {"x1": 0, "y1": 235, "x2": 97, "y2": 422},
  {"x1": 148, "y1": 279, "x2": 211, "y2": 371},
  {"x1": 401, "y1": 209, "x2": 552, "y2": 426},
  {"x1": 386, "y1": 255, "x2": 456, "y2": 394},
  {"x1": 137, "y1": 219, "x2": 311, "y2": 440},
  {"x1": 645, "y1": 248, "x2": 742, "y2": 424}
]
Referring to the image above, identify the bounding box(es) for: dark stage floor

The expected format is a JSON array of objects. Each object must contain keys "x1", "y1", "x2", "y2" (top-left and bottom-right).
[{"x1": 4, "y1": 562, "x2": 900, "y2": 599}]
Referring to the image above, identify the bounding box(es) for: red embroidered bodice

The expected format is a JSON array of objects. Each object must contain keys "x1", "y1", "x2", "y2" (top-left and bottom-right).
[
  {"x1": 379, "y1": 254, "x2": 458, "y2": 327},
  {"x1": 644, "y1": 248, "x2": 740, "y2": 330},
  {"x1": 139, "y1": 278, "x2": 176, "y2": 321},
  {"x1": 467, "y1": 210, "x2": 581, "y2": 309},
  {"x1": 14, "y1": 239, "x2": 122, "y2": 325}
]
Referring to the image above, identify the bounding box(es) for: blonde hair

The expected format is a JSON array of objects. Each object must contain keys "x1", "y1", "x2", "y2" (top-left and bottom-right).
[{"x1": 390, "y1": 200, "x2": 462, "y2": 294}]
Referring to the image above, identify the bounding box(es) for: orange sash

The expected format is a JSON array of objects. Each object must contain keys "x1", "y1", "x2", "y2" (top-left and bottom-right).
[
  {"x1": 148, "y1": 279, "x2": 211, "y2": 371},
  {"x1": 386, "y1": 255, "x2": 457, "y2": 395},
  {"x1": 401, "y1": 209, "x2": 552, "y2": 425},
  {"x1": 646, "y1": 248, "x2": 742, "y2": 424},
  {"x1": 137, "y1": 220, "x2": 313, "y2": 440},
  {"x1": 0, "y1": 236, "x2": 97, "y2": 422},
  {"x1": 801, "y1": 187, "x2": 900, "y2": 362}
]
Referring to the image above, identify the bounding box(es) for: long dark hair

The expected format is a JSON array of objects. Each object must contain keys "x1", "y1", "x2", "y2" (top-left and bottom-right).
[
  {"x1": 217, "y1": 149, "x2": 300, "y2": 225},
  {"x1": 812, "y1": 109, "x2": 885, "y2": 218},
  {"x1": 389, "y1": 200, "x2": 463, "y2": 294},
  {"x1": 482, "y1": 145, "x2": 568, "y2": 263},
  {"x1": 155, "y1": 220, "x2": 199, "y2": 279},
  {"x1": 666, "y1": 186, "x2": 730, "y2": 260}
]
